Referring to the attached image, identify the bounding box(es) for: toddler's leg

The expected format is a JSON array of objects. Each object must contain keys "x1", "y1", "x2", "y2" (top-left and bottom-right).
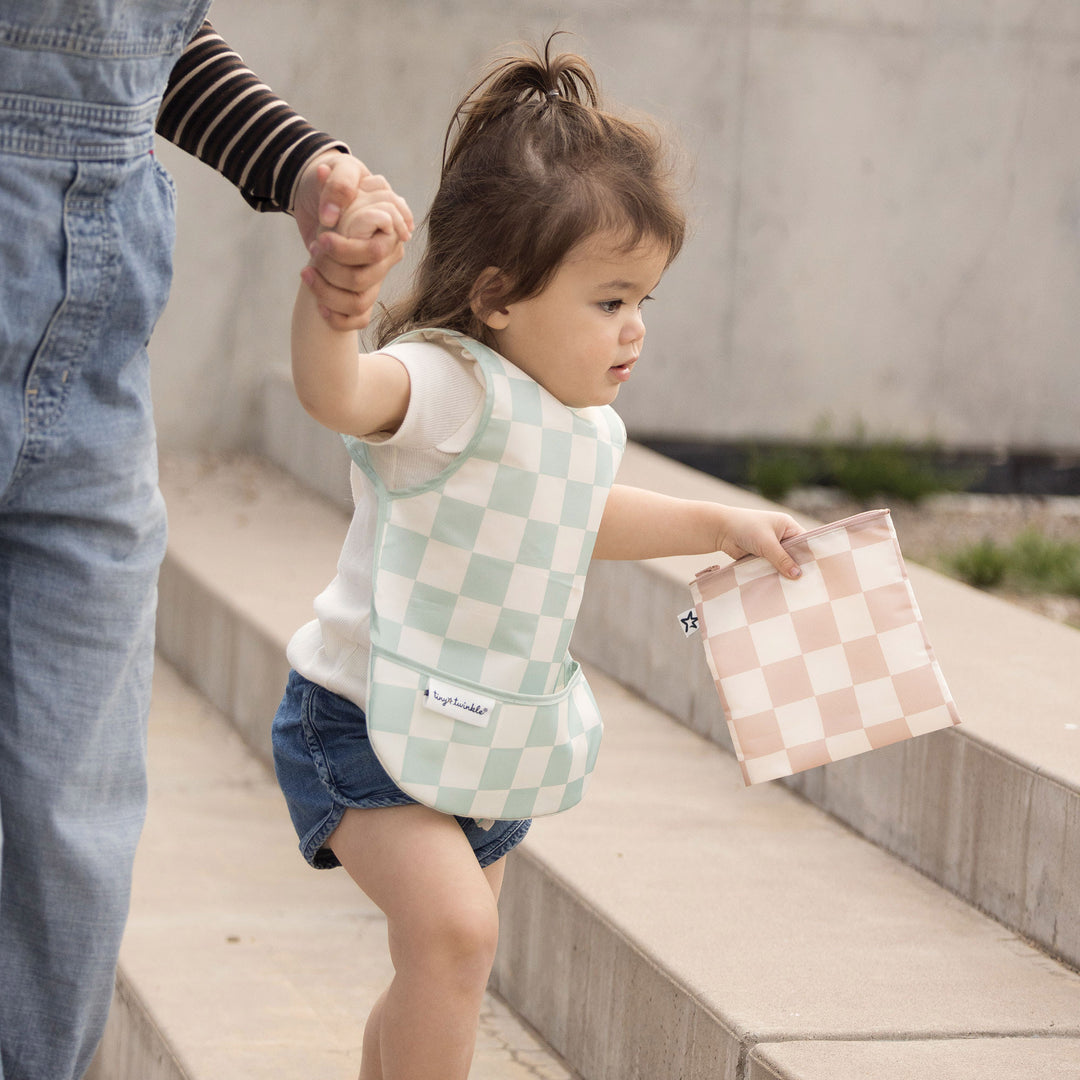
[{"x1": 328, "y1": 804, "x2": 505, "y2": 1080}]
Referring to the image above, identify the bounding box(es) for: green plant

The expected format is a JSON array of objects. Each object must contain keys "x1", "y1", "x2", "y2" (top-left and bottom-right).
[
  {"x1": 815, "y1": 422, "x2": 976, "y2": 504},
  {"x1": 946, "y1": 538, "x2": 1009, "y2": 589},
  {"x1": 1008, "y1": 530, "x2": 1080, "y2": 590},
  {"x1": 946, "y1": 530, "x2": 1080, "y2": 597},
  {"x1": 739, "y1": 417, "x2": 980, "y2": 505},
  {"x1": 835, "y1": 443, "x2": 955, "y2": 502},
  {"x1": 1058, "y1": 562, "x2": 1080, "y2": 600},
  {"x1": 746, "y1": 448, "x2": 817, "y2": 502}
]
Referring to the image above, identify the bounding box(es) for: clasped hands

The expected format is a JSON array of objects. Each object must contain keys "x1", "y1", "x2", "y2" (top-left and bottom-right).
[{"x1": 292, "y1": 150, "x2": 414, "y2": 331}]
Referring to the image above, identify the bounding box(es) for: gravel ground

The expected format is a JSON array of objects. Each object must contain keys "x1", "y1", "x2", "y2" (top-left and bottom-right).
[{"x1": 784, "y1": 488, "x2": 1080, "y2": 629}]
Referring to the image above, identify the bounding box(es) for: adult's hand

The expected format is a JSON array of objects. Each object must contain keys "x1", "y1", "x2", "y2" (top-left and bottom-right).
[{"x1": 292, "y1": 151, "x2": 413, "y2": 330}]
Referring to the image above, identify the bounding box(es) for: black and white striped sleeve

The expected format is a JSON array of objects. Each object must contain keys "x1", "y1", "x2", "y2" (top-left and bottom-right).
[{"x1": 156, "y1": 21, "x2": 348, "y2": 213}]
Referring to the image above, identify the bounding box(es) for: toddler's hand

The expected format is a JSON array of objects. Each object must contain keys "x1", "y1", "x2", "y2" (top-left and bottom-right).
[
  {"x1": 328, "y1": 172, "x2": 413, "y2": 245},
  {"x1": 296, "y1": 158, "x2": 413, "y2": 331},
  {"x1": 715, "y1": 508, "x2": 804, "y2": 580}
]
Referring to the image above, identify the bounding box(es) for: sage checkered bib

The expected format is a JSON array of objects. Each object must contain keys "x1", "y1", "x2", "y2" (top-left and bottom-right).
[{"x1": 347, "y1": 330, "x2": 626, "y2": 820}]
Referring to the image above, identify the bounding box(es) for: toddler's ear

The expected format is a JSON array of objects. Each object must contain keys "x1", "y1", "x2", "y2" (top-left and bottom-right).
[{"x1": 470, "y1": 267, "x2": 511, "y2": 329}]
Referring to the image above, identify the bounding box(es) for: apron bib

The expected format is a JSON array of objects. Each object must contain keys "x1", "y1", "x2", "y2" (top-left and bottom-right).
[{"x1": 348, "y1": 329, "x2": 625, "y2": 819}]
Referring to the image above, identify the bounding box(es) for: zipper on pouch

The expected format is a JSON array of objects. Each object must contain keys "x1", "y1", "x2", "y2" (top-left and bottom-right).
[{"x1": 693, "y1": 508, "x2": 890, "y2": 584}]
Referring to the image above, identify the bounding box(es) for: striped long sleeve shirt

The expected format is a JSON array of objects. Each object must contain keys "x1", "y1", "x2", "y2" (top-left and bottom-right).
[{"x1": 156, "y1": 21, "x2": 347, "y2": 214}]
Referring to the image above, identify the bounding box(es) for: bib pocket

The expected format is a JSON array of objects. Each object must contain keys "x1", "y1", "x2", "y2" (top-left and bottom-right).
[{"x1": 366, "y1": 648, "x2": 603, "y2": 821}]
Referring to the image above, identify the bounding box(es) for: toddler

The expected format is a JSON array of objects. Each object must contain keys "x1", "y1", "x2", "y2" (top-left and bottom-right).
[{"x1": 273, "y1": 37, "x2": 802, "y2": 1080}]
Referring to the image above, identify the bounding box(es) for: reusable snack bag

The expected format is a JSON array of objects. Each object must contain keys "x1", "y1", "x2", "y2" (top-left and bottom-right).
[{"x1": 689, "y1": 509, "x2": 961, "y2": 785}]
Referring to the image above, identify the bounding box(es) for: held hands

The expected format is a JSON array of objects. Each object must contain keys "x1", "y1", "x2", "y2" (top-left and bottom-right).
[
  {"x1": 714, "y1": 507, "x2": 805, "y2": 581},
  {"x1": 292, "y1": 152, "x2": 413, "y2": 330}
]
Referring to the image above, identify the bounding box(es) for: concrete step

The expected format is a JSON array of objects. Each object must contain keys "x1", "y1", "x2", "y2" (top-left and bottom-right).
[
  {"x1": 88, "y1": 655, "x2": 579, "y2": 1080},
  {"x1": 257, "y1": 364, "x2": 1080, "y2": 971},
  {"x1": 152, "y1": 449, "x2": 1080, "y2": 1079},
  {"x1": 575, "y1": 444, "x2": 1080, "y2": 975}
]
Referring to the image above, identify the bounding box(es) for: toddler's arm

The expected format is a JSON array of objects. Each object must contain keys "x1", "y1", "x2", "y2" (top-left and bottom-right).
[
  {"x1": 291, "y1": 179, "x2": 414, "y2": 438},
  {"x1": 593, "y1": 484, "x2": 804, "y2": 580}
]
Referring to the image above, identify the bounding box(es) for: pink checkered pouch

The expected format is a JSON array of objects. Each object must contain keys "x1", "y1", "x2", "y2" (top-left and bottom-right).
[{"x1": 689, "y1": 509, "x2": 960, "y2": 785}]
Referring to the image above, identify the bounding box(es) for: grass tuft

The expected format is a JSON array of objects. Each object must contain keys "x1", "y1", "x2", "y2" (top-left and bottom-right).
[{"x1": 945, "y1": 530, "x2": 1080, "y2": 598}]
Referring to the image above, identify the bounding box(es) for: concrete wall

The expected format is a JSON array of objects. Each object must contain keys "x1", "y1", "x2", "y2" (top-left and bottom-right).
[{"x1": 151, "y1": 1, "x2": 1080, "y2": 455}]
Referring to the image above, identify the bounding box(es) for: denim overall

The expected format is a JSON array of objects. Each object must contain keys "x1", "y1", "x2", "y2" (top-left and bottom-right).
[{"x1": 0, "y1": 2, "x2": 210, "y2": 1077}]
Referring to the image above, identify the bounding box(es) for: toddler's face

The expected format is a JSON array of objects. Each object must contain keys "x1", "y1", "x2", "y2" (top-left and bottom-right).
[{"x1": 484, "y1": 231, "x2": 668, "y2": 409}]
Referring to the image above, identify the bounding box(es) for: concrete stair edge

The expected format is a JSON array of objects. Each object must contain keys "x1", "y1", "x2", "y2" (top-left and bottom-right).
[
  {"x1": 489, "y1": 846, "x2": 745, "y2": 1080},
  {"x1": 744, "y1": 1036, "x2": 1080, "y2": 1080},
  {"x1": 86, "y1": 969, "x2": 189, "y2": 1080},
  {"x1": 157, "y1": 548, "x2": 284, "y2": 770}
]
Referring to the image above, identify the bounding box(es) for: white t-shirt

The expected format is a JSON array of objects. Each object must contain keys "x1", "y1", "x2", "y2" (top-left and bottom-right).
[{"x1": 286, "y1": 338, "x2": 486, "y2": 709}]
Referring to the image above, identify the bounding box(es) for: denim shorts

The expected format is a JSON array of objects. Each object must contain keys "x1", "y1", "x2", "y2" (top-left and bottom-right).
[{"x1": 272, "y1": 670, "x2": 531, "y2": 869}]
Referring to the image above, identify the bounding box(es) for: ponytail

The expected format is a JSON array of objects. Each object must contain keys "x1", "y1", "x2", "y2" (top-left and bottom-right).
[
  {"x1": 443, "y1": 36, "x2": 599, "y2": 176},
  {"x1": 377, "y1": 34, "x2": 685, "y2": 348}
]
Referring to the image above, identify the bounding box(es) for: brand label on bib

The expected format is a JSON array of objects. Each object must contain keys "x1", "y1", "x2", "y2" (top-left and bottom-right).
[{"x1": 424, "y1": 678, "x2": 495, "y2": 728}]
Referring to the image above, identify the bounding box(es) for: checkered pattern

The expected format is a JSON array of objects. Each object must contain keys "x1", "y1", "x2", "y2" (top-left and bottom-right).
[
  {"x1": 367, "y1": 652, "x2": 603, "y2": 819},
  {"x1": 349, "y1": 330, "x2": 625, "y2": 819},
  {"x1": 690, "y1": 510, "x2": 960, "y2": 786}
]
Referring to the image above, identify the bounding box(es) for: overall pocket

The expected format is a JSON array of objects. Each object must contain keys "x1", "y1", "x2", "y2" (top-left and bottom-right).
[{"x1": 366, "y1": 648, "x2": 603, "y2": 821}]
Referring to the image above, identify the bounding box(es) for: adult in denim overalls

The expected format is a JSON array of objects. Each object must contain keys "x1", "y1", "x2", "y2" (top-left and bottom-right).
[{"x1": 0, "y1": 3, "x2": 241, "y2": 1076}]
